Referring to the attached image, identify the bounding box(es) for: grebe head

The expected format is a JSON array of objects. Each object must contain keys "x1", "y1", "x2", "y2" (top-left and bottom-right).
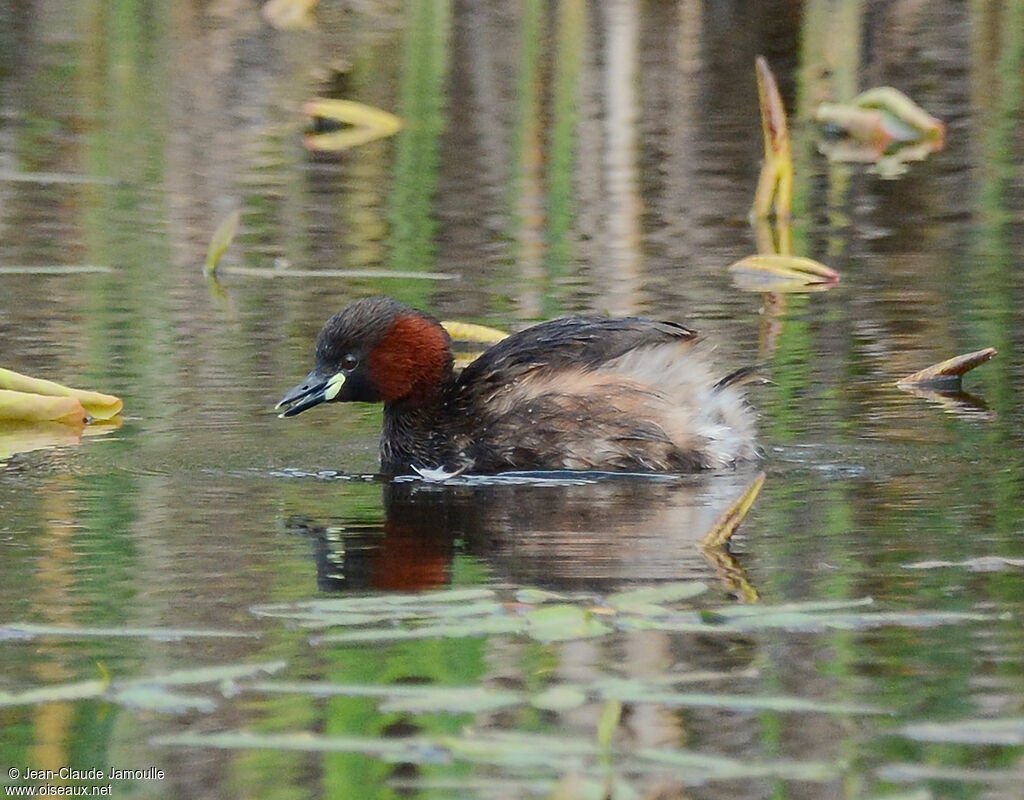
[{"x1": 276, "y1": 296, "x2": 453, "y2": 418}]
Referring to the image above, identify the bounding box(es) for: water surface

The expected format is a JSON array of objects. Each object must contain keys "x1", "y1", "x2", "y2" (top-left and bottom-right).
[{"x1": 2, "y1": 2, "x2": 1024, "y2": 798}]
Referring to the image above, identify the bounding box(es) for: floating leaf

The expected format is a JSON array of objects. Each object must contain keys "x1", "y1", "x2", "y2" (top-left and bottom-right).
[
  {"x1": 614, "y1": 599, "x2": 990, "y2": 637},
  {"x1": 379, "y1": 686, "x2": 523, "y2": 715},
  {"x1": 204, "y1": 209, "x2": 240, "y2": 278},
  {"x1": 752, "y1": 56, "x2": 793, "y2": 220},
  {"x1": 112, "y1": 685, "x2": 216, "y2": 714},
  {"x1": 896, "y1": 347, "x2": 997, "y2": 391},
  {"x1": 0, "y1": 265, "x2": 112, "y2": 274},
  {"x1": 0, "y1": 661, "x2": 283, "y2": 711},
  {"x1": 0, "y1": 391, "x2": 87, "y2": 425},
  {"x1": 524, "y1": 604, "x2": 612, "y2": 644},
  {"x1": 253, "y1": 587, "x2": 496, "y2": 622},
  {"x1": 0, "y1": 622, "x2": 257, "y2": 640},
  {"x1": 728, "y1": 255, "x2": 840, "y2": 293},
  {"x1": 903, "y1": 556, "x2": 1024, "y2": 572},
  {"x1": 515, "y1": 588, "x2": 568, "y2": 605},
  {"x1": 530, "y1": 685, "x2": 588, "y2": 712},
  {"x1": 259, "y1": 599, "x2": 504, "y2": 629},
  {"x1": 442, "y1": 731, "x2": 600, "y2": 769},
  {"x1": 303, "y1": 98, "x2": 402, "y2": 152},
  {"x1": 596, "y1": 678, "x2": 880, "y2": 715},
  {"x1": 0, "y1": 679, "x2": 108, "y2": 707},
  {"x1": 121, "y1": 660, "x2": 287, "y2": 688},
  {"x1": 702, "y1": 472, "x2": 766, "y2": 548},
  {"x1": 876, "y1": 763, "x2": 1020, "y2": 786},
  {"x1": 312, "y1": 615, "x2": 522, "y2": 645},
  {"x1": 637, "y1": 747, "x2": 840, "y2": 782},
  {"x1": 719, "y1": 609, "x2": 995, "y2": 634},
  {"x1": 248, "y1": 680, "x2": 523, "y2": 714},
  {"x1": 713, "y1": 597, "x2": 875, "y2": 617},
  {"x1": 0, "y1": 367, "x2": 123, "y2": 419},
  {"x1": 216, "y1": 266, "x2": 454, "y2": 281},
  {"x1": 262, "y1": 0, "x2": 317, "y2": 30},
  {"x1": 163, "y1": 729, "x2": 588, "y2": 771},
  {"x1": 153, "y1": 730, "x2": 447, "y2": 763},
  {"x1": 605, "y1": 582, "x2": 708, "y2": 614},
  {"x1": 900, "y1": 717, "x2": 1024, "y2": 746}
]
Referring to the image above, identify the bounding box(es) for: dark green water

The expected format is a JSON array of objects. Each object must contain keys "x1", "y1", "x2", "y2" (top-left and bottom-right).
[{"x1": 2, "y1": 2, "x2": 1024, "y2": 798}]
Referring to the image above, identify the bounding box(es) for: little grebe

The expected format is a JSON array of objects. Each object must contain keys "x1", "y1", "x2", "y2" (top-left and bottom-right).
[{"x1": 277, "y1": 296, "x2": 758, "y2": 474}]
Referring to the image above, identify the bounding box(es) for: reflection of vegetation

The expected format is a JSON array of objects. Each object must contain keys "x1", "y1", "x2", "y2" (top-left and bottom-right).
[
  {"x1": 388, "y1": 0, "x2": 452, "y2": 308},
  {"x1": 8, "y1": 585, "x2": 1007, "y2": 796},
  {"x1": 542, "y1": 0, "x2": 585, "y2": 317}
]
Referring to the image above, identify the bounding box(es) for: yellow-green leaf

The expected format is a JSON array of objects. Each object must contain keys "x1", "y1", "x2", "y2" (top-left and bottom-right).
[
  {"x1": 702, "y1": 472, "x2": 766, "y2": 548},
  {"x1": 441, "y1": 321, "x2": 508, "y2": 346},
  {"x1": 0, "y1": 390, "x2": 87, "y2": 425},
  {"x1": 204, "y1": 210, "x2": 240, "y2": 278},
  {"x1": 728, "y1": 254, "x2": 840, "y2": 293},
  {"x1": 303, "y1": 99, "x2": 402, "y2": 152},
  {"x1": 815, "y1": 88, "x2": 944, "y2": 176},
  {"x1": 897, "y1": 348, "x2": 997, "y2": 391},
  {"x1": 0, "y1": 368, "x2": 123, "y2": 419},
  {"x1": 851, "y1": 87, "x2": 944, "y2": 140},
  {"x1": 752, "y1": 56, "x2": 793, "y2": 220}
]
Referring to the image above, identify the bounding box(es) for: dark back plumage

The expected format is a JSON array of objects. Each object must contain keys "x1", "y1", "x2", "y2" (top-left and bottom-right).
[{"x1": 456, "y1": 315, "x2": 698, "y2": 392}]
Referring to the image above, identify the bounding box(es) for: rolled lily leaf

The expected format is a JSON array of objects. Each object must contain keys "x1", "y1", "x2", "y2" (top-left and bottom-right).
[
  {"x1": 850, "y1": 87, "x2": 944, "y2": 141},
  {"x1": 728, "y1": 255, "x2": 840, "y2": 293},
  {"x1": 441, "y1": 321, "x2": 508, "y2": 346},
  {"x1": 303, "y1": 99, "x2": 402, "y2": 152},
  {"x1": 816, "y1": 87, "x2": 944, "y2": 176},
  {"x1": 442, "y1": 321, "x2": 508, "y2": 370},
  {"x1": 897, "y1": 348, "x2": 997, "y2": 391},
  {"x1": 0, "y1": 368, "x2": 123, "y2": 419},
  {"x1": 752, "y1": 56, "x2": 793, "y2": 220},
  {"x1": 0, "y1": 390, "x2": 87, "y2": 426}
]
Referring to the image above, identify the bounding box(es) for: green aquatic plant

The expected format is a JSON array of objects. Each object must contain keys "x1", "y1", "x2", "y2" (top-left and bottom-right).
[{"x1": 203, "y1": 209, "x2": 240, "y2": 278}]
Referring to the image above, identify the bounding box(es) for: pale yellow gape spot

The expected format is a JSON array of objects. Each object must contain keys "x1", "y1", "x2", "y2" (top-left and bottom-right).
[{"x1": 324, "y1": 372, "x2": 347, "y2": 401}]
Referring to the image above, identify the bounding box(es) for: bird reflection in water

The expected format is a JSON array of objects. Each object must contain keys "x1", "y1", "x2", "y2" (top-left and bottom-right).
[{"x1": 284, "y1": 470, "x2": 763, "y2": 597}]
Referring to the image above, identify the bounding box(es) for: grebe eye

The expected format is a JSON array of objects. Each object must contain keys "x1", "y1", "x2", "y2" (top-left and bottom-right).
[{"x1": 341, "y1": 354, "x2": 358, "y2": 371}]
